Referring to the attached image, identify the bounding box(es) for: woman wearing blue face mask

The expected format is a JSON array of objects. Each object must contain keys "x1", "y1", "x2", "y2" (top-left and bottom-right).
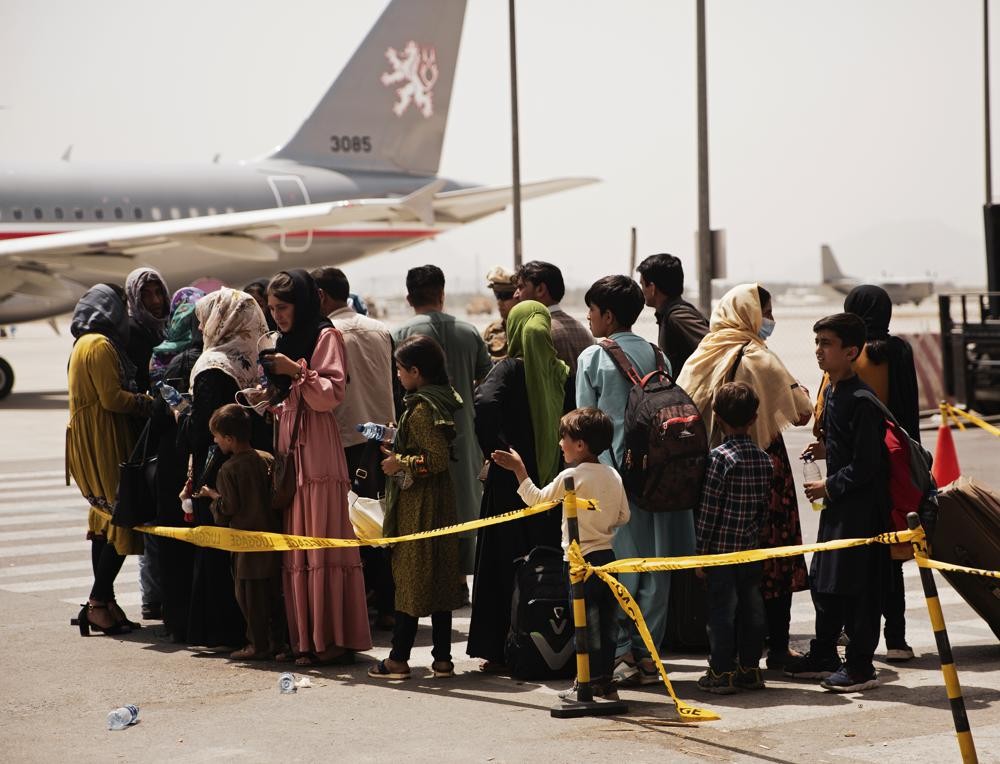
[{"x1": 677, "y1": 283, "x2": 814, "y2": 671}]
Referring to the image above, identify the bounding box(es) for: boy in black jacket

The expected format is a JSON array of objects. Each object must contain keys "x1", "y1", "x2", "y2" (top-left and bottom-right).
[{"x1": 785, "y1": 313, "x2": 890, "y2": 692}]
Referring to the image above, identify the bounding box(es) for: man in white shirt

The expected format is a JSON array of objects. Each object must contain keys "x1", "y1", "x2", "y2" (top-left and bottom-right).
[{"x1": 313, "y1": 266, "x2": 395, "y2": 627}]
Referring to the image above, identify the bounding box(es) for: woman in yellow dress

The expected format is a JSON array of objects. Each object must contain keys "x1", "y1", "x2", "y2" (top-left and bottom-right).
[{"x1": 66, "y1": 283, "x2": 153, "y2": 635}]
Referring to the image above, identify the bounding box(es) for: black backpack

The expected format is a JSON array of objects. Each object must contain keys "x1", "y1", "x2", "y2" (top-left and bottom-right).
[
  {"x1": 504, "y1": 546, "x2": 575, "y2": 680},
  {"x1": 600, "y1": 339, "x2": 709, "y2": 512}
]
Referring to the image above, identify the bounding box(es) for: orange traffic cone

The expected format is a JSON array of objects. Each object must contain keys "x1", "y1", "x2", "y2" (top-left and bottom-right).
[{"x1": 932, "y1": 422, "x2": 961, "y2": 487}]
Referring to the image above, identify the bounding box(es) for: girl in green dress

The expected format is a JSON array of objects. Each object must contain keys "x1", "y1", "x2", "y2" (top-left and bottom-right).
[{"x1": 369, "y1": 335, "x2": 464, "y2": 680}]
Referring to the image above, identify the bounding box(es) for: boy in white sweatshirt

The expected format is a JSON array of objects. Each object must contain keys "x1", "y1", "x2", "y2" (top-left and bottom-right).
[{"x1": 492, "y1": 407, "x2": 630, "y2": 698}]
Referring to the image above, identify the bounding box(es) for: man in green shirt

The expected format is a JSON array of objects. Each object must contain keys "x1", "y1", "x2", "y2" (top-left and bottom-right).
[{"x1": 394, "y1": 266, "x2": 492, "y2": 591}]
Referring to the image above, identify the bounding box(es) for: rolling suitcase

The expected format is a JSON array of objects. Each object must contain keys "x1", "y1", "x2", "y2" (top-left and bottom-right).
[{"x1": 930, "y1": 477, "x2": 1000, "y2": 641}]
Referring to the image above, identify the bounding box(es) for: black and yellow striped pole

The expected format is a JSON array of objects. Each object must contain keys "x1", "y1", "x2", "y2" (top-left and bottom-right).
[
  {"x1": 907, "y1": 512, "x2": 978, "y2": 763},
  {"x1": 551, "y1": 476, "x2": 628, "y2": 718}
]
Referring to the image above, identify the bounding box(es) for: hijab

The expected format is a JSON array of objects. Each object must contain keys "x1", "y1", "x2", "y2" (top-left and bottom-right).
[
  {"x1": 149, "y1": 287, "x2": 205, "y2": 385},
  {"x1": 842, "y1": 284, "x2": 921, "y2": 440},
  {"x1": 70, "y1": 283, "x2": 136, "y2": 390},
  {"x1": 244, "y1": 278, "x2": 277, "y2": 331},
  {"x1": 676, "y1": 283, "x2": 812, "y2": 448},
  {"x1": 383, "y1": 383, "x2": 463, "y2": 538},
  {"x1": 125, "y1": 267, "x2": 170, "y2": 341},
  {"x1": 190, "y1": 287, "x2": 270, "y2": 391},
  {"x1": 273, "y1": 269, "x2": 332, "y2": 364},
  {"x1": 505, "y1": 300, "x2": 570, "y2": 484}
]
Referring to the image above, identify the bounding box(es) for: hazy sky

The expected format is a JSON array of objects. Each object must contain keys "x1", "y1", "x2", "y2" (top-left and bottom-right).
[{"x1": 0, "y1": 0, "x2": 993, "y2": 294}]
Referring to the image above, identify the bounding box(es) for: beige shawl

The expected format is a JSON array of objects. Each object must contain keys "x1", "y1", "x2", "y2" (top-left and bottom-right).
[{"x1": 675, "y1": 283, "x2": 812, "y2": 448}]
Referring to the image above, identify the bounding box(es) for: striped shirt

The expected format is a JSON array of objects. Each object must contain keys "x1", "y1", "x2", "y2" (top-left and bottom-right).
[{"x1": 696, "y1": 435, "x2": 774, "y2": 555}]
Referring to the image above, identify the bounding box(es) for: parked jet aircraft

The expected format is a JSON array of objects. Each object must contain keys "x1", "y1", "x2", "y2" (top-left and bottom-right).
[
  {"x1": 0, "y1": 0, "x2": 594, "y2": 399},
  {"x1": 821, "y1": 245, "x2": 934, "y2": 306}
]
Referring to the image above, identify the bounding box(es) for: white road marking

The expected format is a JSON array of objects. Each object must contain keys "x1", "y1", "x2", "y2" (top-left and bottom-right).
[
  {"x1": 0, "y1": 558, "x2": 137, "y2": 579},
  {"x1": 0, "y1": 512, "x2": 79, "y2": 526},
  {"x1": 0, "y1": 541, "x2": 87, "y2": 558},
  {"x1": 0, "y1": 526, "x2": 83, "y2": 542}
]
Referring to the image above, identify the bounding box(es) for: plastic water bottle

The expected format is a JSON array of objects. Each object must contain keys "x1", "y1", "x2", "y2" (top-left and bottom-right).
[
  {"x1": 157, "y1": 382, "x2": 190, "y2": 414},
  {"x1": 278, "y1": 672, "x2": 297, "y2": 694},
  {"x1": 107, "y1": 704, "x2": 140, "y2": 730},
  {"x1": 356, "y1": 422, "x2": 397, "y2": 445},
  {"x1": 803, "y1": 456, "x2": 824, "y2": 512}
]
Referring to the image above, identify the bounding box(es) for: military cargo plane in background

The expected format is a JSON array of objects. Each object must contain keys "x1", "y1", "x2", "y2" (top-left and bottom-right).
[
  {"x1": 821, "y1": 245, "x2": 934, "y2": 306},
  {"x1": 0, "y1": 0, "x2": 595, "y2": 399}
]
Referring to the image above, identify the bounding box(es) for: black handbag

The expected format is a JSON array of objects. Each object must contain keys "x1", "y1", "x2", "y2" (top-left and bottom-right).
[{"x1": 112, "y1": 421, "x2": 158, "y2": 528}]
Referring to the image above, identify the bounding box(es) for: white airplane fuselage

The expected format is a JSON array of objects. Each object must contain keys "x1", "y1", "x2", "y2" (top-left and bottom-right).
[{"x1": 0, "y1": 159, "x2": 466, "y2": 322}]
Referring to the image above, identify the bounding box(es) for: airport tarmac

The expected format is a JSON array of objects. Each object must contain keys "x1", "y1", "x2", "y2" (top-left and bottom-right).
[{"x1": 1, "y1": 299, "x2": 998, "y2": 763}]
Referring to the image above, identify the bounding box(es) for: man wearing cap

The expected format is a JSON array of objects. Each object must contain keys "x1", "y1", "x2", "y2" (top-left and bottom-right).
[{"x1": 482, "y1": 266, "x2": 517, "y2": 363}]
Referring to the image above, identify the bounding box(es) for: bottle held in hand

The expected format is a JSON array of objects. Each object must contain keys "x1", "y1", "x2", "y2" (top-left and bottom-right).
[
  {"x1": 803, "y1": 456, "x2": 824, "y2": 512},
  {"x1": 356, "y1": 422, "x2": 397, "y2": 445},
  {"x1": 157, "y1": 381, "x2": 190, "y2": 414}
]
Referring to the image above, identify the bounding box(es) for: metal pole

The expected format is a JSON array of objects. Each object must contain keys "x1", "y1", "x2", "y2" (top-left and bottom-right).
[
  {"x1": 696, "y1": 0, "x2": 712, "y2": 317},
  {"x1": 906, "y1": 512, "x2": 978, "y2": 763},
  {"x1": 508, "y1": 0, "x2": 524, "y2": 269},
  {"x1": 986, "y1": 0, "x2": 993, "y2": 204},
  {"x1": 629, "y1": 226, "x2": 638, "y2": 275},
  {"x1": 551, "y1": 476, "x2": 627, "y2": 718}
]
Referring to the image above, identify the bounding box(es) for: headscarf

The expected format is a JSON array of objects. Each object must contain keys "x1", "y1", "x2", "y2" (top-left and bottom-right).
[
  {"x1": 70, "y1": 283, "x2": 136, "y2": 390},
  {"x1": 149, "y1": 287, "x2": 205, "y2": 385},
  {"x1": 273, "y1": 269, "x2": 332, "y2": 364},
  {"x1": 244, "y1": 278, "x2": 277, "y2": 331},
  {"x1": 125, "y1": 267, "x2": 170, "y2": 341},
  {"x1": 844, "y1": 285, "x2": 891, "y2": 342},
  {"x1": 676, "y1": 283, "x2": 812, "y2": 448},
  {"x1": 383, "y1": 384, "x2": 463, "y2": 537},
  {"x1": 842, "y1": 284, "x2": 921, "y2": 441},
  {"x1": 505, "y1": 300, "x2": 569, "y2": 484},
  {"x1": 190, "y1": 287, "x2": 269, "y2": 391}
]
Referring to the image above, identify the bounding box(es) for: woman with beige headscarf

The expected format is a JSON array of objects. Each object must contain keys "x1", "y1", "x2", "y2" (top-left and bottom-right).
[{"x1": 677, "y1": 283, "x2": 813, "y2": 671}]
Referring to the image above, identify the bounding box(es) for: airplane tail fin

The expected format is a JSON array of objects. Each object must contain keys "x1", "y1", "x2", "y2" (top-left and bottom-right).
[
  {"x1": 269, "y1": 0, "x2": 466, "y2": 176},
  {"x1": 821, "y1": 244, "x2": 844, "y2": 283}
]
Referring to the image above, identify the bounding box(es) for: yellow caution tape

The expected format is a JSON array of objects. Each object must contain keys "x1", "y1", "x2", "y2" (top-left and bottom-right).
[
  {"x1": 941, "y1": 402, "x2": 1000, "y2": 438},
  {"x1": 916, "y1": 556, "x2": 1000, "y2": 579},
  {"x1": 93, "y1": 499, "x2": 562, "y2": 552},
  {"x1": 568, "y1": 541, "x2": 720, "y2": 723},
  {"x1": 592, "y1": 529, "x2": 918, "y2": 576}
]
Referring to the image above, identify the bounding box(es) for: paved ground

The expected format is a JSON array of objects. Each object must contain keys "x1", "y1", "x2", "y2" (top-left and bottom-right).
[{"x1": 1, "y1": 310, "x2": 999, "y2": 763}]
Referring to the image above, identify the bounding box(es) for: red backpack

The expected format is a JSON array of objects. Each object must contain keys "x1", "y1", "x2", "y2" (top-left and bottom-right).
[{"x1": 600, "y1": 339, "x2": 708, "y2": 512}]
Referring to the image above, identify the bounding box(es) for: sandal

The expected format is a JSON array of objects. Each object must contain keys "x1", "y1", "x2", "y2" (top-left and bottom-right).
[
  {"x1": 274, "y1": 651, "x2": 300, "y2": 663},
  {"x1": 367, "y1": 659, "x2": 411, "y2": 680},
  {"x1": 431, "y1": 660, "x2": 455, "y2": 678},
  {"x1": 478, "y1": 660, "x2": 506, "y2": 673}
]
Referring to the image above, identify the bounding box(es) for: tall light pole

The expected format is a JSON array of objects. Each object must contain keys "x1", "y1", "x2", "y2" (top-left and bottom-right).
[
  {"x1": 509, "y1": 0, "x2": 524, "y2": 269},
  {"x1": 986, "y1": 0, "x2": 993, "y2": 205},
  {"x1": 696, "y1": 0, "x2": 712, "y2": 316}
]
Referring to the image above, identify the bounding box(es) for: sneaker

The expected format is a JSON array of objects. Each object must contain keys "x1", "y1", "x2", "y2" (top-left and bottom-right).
[
  {"x1": 885, "y1": 644, "x2": 915, "y2": 662},
  {"x1": 820, "y1": 666, "x2": 879, "y2": 692},
  {"x1": 783, "y1": 652, "x2": 841, "y2": 679},
  {"x1": 558, "y1": 679, "x2": 620, "y2": 701},
  {"x1": 765, "y1": 648, "x2": 803, "y2": 671},
  {"x1": 697, "y1": 668, "x2": 739, "y2": 695},
  {"x1": 733, "y1": 666, "x2": 766, "y2": 690},
  {"x1": 613, "y1": 657, "x2": 660, "y2": 686}
]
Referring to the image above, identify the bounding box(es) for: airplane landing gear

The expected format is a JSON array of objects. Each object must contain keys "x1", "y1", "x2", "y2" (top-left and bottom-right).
[{"x1": 0, "y1": 357, "x2": 13, "y2": 401}]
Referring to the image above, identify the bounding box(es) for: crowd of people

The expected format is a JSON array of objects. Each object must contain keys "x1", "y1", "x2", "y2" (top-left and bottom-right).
[{"x1": 64, "y1": 253, "x2": 920, "y2": 699}]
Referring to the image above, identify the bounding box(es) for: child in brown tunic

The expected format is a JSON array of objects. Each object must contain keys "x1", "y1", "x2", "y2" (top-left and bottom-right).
[{"x1": 199, "y1": 404, "x2": 284, "y2": 660}]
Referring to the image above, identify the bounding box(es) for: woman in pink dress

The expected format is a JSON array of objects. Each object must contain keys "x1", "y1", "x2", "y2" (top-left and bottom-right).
[{"x1": 265, "y1": 269, "x2": 372, "y2": 665}]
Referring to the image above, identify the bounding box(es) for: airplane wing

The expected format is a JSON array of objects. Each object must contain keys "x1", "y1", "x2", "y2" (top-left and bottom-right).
[
  {"x1": 0, "y1": 182, "x2": 446, "y2": 275},
  {"x1": 432, "y1": 177, "x2": 599, "y2": 223}
]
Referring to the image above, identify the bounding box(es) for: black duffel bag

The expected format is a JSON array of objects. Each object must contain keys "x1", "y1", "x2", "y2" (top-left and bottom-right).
[{"x1": 112, "y1": 421, "x2": 157, "y2": 527}]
